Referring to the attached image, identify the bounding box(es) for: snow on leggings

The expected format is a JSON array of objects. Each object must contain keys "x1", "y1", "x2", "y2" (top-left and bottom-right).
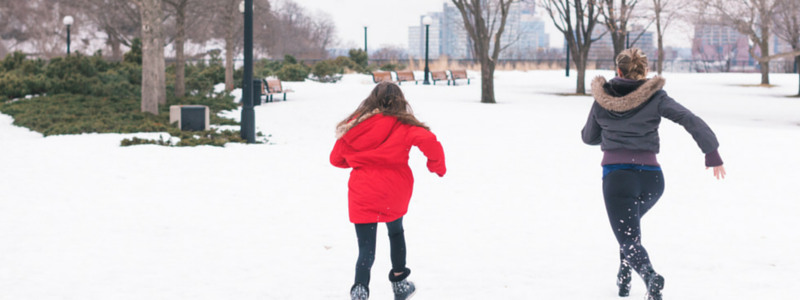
[
  {"x1": 354, "y1": 217, "x2": 407, "y2": 287},
  {"x1": 603, "y1": 169, "x2": 665, "y2": 275}
]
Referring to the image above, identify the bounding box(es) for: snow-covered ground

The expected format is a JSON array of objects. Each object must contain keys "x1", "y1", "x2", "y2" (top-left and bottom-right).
[{"x1": 1, "y1": 71, "x2": 799, "y2": 300}]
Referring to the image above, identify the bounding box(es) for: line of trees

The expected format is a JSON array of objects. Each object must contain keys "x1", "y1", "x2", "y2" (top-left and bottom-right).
[
  {"x1": 538, "y1": 0, "x2": 800, "y2": 94},
  {"x1": 0, "y1": 0, "x2": 337, "y2": 113}
]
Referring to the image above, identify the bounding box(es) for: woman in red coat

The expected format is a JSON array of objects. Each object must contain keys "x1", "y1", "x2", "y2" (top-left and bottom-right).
[{"x1": 330, "y1": 82, "x2": 446, "y2": 300}]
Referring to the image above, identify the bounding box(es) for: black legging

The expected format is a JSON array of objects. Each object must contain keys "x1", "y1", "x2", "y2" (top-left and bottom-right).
[
  {"x1": 603, "y1": 169, "x2": 665, "y2": 275},
  {"x1": 354, "y1": 217, "x2": 407, "y2": 287}
]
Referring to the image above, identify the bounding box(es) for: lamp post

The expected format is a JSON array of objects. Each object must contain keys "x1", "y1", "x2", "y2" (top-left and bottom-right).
[
  {"x1": 566, "y1": 42, "x2": 570, "y2": 77},
  {"x1": 363, "y1": 25, "x2": 368, "y2": 63},
  {"x1": 626, "y1": 31, "x2": 630, "y2": 49},
  {"x1": 239, "y1": 0, "x2": 255, "y2": 143},
  {"x1": 422, "y1": 16, "x2": 432, "y2": 85},
  {"x1": 63, "y1": 16, "x2": 74, "y2": 55}
]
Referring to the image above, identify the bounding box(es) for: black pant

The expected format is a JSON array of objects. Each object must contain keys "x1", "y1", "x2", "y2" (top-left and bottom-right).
[
  {"x1": 603, "y1": 169, "x2": 665, "y2": 275},
  {"x1": 354, "y1": 217, "x2": 407, "y2": 287}
]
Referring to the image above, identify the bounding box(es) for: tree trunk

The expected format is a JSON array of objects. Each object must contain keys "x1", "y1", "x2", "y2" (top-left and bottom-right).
[
  {"x1": 225, "y1": 12, "x2": 235, "y2": 92},
  {"x1": 760, "y1": 60, "x2": 770, "y2": 85},
  {"x1": 657, "y1": 38, "x2": 664, "y2": 75},
  {"x1": 796, "y1": 55, "x2": 799, "y2": 96},
  {"x1": 571, "y1": 44, "x2": 590, "y2": 95},
  {"x1": 174, "y1": 2, "x2": 186, "y2": 97},
  {"x1": 759, "y1": 27, "x2": 770, "y2": 85},
  {"x1": 480, "y1": 58, "x2": 496, "y2": 103},
  {"x1": 576, "y1": 58, "x2": 586, "y2": 94},
  {"x1": 139, "y1": 0, "x2": 166, "y2": 114},
  {"x1": 655, "y1": 5, "x2": 664, "y2": 75},
  {"x1": 109, "y1": 35, "x2": 122, "y2": 61},
  {"x1": 611, "y1": 31, "x2": 626, "y2": 60}
]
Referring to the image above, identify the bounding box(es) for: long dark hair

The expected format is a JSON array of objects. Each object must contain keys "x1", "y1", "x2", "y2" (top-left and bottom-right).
[{"x1": 338, "y1": 82, "x2": 430, "y2": 130}]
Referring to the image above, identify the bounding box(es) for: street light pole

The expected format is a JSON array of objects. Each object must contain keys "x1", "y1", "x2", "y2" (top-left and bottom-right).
[
  {"x1": 364, "y1": 26, "x2": 368, "y2": 58},
  {"x1": 240, "y1": 0, "x2": 255, "y2": 143},
  {"x1": 422, "y1": 16, "x2": 432, "y2": 85},
  {"x1": 63, "y1": 16, "x2": 74, "y2": 55},
  {"x1": 67, "y1": 25, "x2": 71, "y2": 55},
  {"x1": 566, "y1": 43, "x2": 570, "y2": 77},
  {"x1": 626, "y1": 32, "x2": 630, "y2": 49}
]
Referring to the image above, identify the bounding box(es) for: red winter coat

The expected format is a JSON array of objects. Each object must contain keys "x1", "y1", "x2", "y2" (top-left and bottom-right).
[{"x1": 330, "y1": 111, "x2": 446, "y2": 224}]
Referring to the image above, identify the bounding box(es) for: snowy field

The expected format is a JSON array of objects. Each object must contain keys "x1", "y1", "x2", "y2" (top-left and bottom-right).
[{"x1": 1, "y1": 70, "x2": 799, "y2": 300}]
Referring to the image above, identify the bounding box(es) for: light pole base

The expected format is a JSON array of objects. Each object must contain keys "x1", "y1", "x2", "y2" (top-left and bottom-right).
[{"x1": 240, "y1": 106, "x2": 256, "y2": 143}]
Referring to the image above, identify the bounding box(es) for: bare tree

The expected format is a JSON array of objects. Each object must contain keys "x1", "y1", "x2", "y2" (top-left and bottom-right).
[
  {"x1": 372, "y1": 45, "x2": 408, "y2": 61},
  {"x1": 208, "y1": 0, "x2": 243, "y2": 91},
  {"x1": 773, "y1": 0, "x2": 800, "y2": 95},
  {"x1": 258, "y1": 1, "x2": 333, "y2": 60},
  {"x1": 649, "y1": 0, "x2": 684, "y2": 74},
  {"x1": 70, "y1": 0, "x2": 141, "y2": 60},
  {"x1": 541, "y1": 0, "x2": 604, "y2": 94},
  {"x1": 164, "y1": 0, "x2": 212, "y2": 97},
  {"x1": 451, "y1": 0, "x2": 518, "y2": 104},
  {"x1": 0, "y1": 0, "x2": 80, "y2": 57},
  {"x1": 130, "y1": 0, "x2": 166, "y2": 114},
  {"x1": 598, "y1": 0, "x2": 640, "y2": 59},
  {"x1": 164, "y1": 0, "x2": 189, "y2": 97},
  {"x1": 705, "y1": 0, "x2": 800, "y2": 85},
  {"x1": 0, "y1": 1, "x2": 33, "y2": 56}
]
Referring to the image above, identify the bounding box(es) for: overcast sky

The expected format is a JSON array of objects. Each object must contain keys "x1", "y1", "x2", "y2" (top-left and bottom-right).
[{"x1": 291, "y1": 0, "x2": 692, "y2": 51}]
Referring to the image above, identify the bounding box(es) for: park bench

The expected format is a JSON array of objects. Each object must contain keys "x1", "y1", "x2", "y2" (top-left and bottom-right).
[
  {"x1": 449, "y1": 70, "x2": 472, "y2": 85},
  {"x1": 430, "y1": 71, "x2": 449, "y2": 85},
  {"x1": 262, "y1": 79, "x2": 294, "y2": 102},
  {"x1": 395, "y1": 70, "x2": 423, "y2": 85},
  {"x1": 372, "y1": 71, "x2": 395, "y2": 84}
]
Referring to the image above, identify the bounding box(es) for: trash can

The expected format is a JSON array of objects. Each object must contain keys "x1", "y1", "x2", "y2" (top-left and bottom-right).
[
  {"x1": 253, "y1": 79, "x2": 262, "y2": 106},
  {"x1": 169, "y1": 105, "x2": 210, "y2": 131}
]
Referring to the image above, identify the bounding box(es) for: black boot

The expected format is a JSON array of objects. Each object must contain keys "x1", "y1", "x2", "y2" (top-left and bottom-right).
[
  {"x1": 640, "y1": 265, "x2": 664, "y2": 300},
  {"x1": 350, "y1": 283, "x2": 369, "y2": 300},
  {"x1": 389, "y1": 268, "x2": 416, "y2": 300},
  {"x1": 617, "y1": 262, "x2": 632, "y2": 297}
]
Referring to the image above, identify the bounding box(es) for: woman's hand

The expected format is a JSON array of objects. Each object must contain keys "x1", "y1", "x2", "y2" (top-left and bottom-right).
[{"x1": 706, "y1": 165, "x2": 726, "y2": 180}]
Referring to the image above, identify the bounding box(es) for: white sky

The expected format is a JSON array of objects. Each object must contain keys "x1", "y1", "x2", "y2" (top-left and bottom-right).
[{"x1": 292, "y1": 0, "x2": 692, "y2": 51}]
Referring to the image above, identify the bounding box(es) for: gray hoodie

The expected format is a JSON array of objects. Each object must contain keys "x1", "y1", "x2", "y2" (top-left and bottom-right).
[{"x1": 582, "y1": 76, "x2": 722, "y2": 167}]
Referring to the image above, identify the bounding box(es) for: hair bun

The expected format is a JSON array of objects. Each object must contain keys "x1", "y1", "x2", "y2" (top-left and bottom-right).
[{"x1": 616, "y1": 48, "x2": 649, "y2": 80}]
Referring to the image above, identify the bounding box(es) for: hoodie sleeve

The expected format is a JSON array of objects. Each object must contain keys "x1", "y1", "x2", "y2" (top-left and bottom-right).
[
  {"x1": 330, "y1": 138, "x2": 351, "y2": 169},
  {"x1": 407, "y1": 126, "x2": 446, "y2": 177},
  {"x1": 581, "y1": 102, "x2": 602, "y2": 145},
  {"x1": 658, "y1": 94, "x2": 723, "y2": 167}
]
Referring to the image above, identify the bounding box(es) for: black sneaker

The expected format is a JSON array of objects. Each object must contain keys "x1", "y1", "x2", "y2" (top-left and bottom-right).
[
  {"x1": 617, "y1": 262, "x2": 632, "y2": 297},
  {"x1": 642, "y1": 269, "x2": 664, "y2": 300},
  {"x1": 391, "y1": 279, "x2": 416, "y2": 300},
  {"x1": 350, "y1": 283, "x2": 369, "y2": 300}
]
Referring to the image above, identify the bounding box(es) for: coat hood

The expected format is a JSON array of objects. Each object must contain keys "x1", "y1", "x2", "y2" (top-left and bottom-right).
[
  {"x1": 591, "y1": 75, "x2": 666, "y2": 112},
  {"x1": 335, "y1": 109, "x2": 399, "y2": 151}
]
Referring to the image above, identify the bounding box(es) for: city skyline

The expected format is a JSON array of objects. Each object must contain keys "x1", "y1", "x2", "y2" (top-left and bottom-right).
[
  {"x1": 290, "y1": 0, "x2": 695, "y2": 52},
  {"x1": 408, "y1": 2, "x2": 550, "y2": 59}
]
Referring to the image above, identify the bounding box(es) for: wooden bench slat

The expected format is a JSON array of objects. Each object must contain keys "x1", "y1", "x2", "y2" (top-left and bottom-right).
[
  {"x1": 448, "y1": 70, "x2": 472, "y2": 85},
  {"x1": 261, "y1": 78, "x2": 294, "y2": 102},
  {"x1": 372, "y1": 71, "x2": 395, "y2": 84}
]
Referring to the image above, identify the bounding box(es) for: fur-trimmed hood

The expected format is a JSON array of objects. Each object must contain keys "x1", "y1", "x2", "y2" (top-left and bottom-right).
[
  {"x1": 336, "y1": 109, "x2": 381, "y2": 139},
  {"x1": 591, "y1": 76, "x2": 666, "y2": 112}
]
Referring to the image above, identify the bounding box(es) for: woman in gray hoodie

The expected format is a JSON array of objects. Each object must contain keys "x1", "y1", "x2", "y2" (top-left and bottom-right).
[{"x1": 582, "y1": 48, "x2": 726, "y2": 300}]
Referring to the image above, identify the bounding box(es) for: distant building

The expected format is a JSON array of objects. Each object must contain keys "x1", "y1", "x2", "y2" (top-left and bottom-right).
[
  {"x1": 408, "y1": 12, "x2": 443, "y2": 59},
  {"x1": 500, "y1": 2, "x2": 550, "y2": 59},
  {"x1": 584, "y1": 25, "x2": 655, "y2": 61},
  {"x1": 408, "y1": 26, "x2": 422, "y2": 58},
  {"x1": 692, "y1": 24, "x2": 754, "y2": 66},
  {"x1": 441, "y1": 4, "x2": 472, "y2": 59},
  {"x1": 408, "y1": 2, "x2": 549, "y2": 59},
  {"x1": 772, "y1": 34, "x2": 794, "y2": 55}
]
